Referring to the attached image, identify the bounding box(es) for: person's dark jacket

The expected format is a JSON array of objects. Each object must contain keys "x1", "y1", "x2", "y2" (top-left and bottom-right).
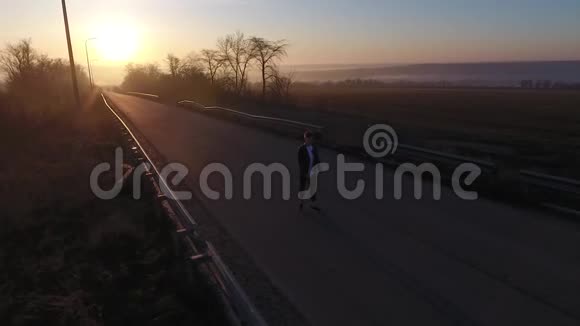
[{"x1": 298, "y1": 143, "x2": 321, "y2": 178}]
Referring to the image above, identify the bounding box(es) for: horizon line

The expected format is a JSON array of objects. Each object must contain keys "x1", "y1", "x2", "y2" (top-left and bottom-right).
[{"x1": 282, "y1": 59, "x2": 580, "y2": 67}]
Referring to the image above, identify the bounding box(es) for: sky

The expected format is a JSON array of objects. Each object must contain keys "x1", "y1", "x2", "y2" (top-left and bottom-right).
[{"x1": 1, "y1": 0, "x2": 579, "y2": 84}]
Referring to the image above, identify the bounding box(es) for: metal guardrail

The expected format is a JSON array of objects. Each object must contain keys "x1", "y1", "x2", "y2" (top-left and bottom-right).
[
  {"x1": 520, "y1": 169, "x2": 580, "y2": 194},
  {"x1": 398, "y1": 144, "x2": 497, "y2": 170},
  {"x1": 178, "y1": 100, "x2": 324, "y2": 131},
  {"x1": 105, "y1": 94, "x2": 195, "y2": 228},
  {"x1": 102, "y1": 93, "x2": 268, "y2": 326},
  {"x1": 126, "y1": 91, "x2": 160, "y2": 99},
  {"x1": 398, "y1": 147, "x2": 580, "y2": 205}
]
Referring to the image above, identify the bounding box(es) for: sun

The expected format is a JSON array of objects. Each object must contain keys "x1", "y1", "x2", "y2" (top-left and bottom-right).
[{"x1": 95, "y1": 23, "x2": 140, "y2": 62}]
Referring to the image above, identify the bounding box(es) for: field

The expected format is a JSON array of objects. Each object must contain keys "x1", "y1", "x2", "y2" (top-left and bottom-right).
[
  {"x1": 287, "y1": 85, "x2": 580, "y2": 177},
  {"x1": 290, "y1": 86, "x2": 580, "y2": 137}
]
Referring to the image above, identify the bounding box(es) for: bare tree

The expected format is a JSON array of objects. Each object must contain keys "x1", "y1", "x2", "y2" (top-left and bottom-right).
[
  {"x1": 200, "y1": 49, "x2": 223, "y2": 85},
  {"x1": 250, "y1": 37, "x2": 287, "y2": 98},
  {"x1": 145, "y1": 63, "x2": 162, "y2": 79},
  {"x1": 269, "y1": 69, "x2": 294, "y2": 101},
  {"x1": 179, "y1": 53, "x2": 207, "y2": 85},
  {"x1": 166, "y1": 53, "x2": 182, "y2": 78},
  {"x1": 217, "y1": 35, "x2": 235, "y2": 89},
  {"x1": 0, "y1": 39, "x2": 37, "y2": 82},
  {"x1": 122, "y1": 63, "x2": 162, "y2": 93},
  {"x1": 217, "y1": 31, "x2": 256, "y2": 94},
  {"x1": 180, "y1": 53, "x2": 202, "y2": 73}
]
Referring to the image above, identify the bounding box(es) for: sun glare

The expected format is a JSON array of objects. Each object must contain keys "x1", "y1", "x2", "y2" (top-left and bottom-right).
[{"x1": 95, "y1": 23, "x2": 139, "y2": 62}]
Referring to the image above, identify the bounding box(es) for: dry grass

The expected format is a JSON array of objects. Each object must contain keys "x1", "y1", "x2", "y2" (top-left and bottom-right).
[{"x1": 0, "y1": 92, "x2": 223, "y2": 325}]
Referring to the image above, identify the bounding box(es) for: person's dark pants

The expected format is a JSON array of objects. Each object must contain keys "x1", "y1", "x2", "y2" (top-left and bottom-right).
[{"x1": 299, "y1": 176, "x2": 317, "y2": 202}]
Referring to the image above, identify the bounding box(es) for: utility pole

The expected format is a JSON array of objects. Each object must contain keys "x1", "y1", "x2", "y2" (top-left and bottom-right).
[
  {"x1": 85, "y1": 38, "x2": 96, "y2": 88},
  {"x1": 61, "y1": 0, "x2": 81, "y2": 107}
]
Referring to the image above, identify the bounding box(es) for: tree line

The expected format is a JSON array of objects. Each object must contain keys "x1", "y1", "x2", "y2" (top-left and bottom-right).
[
  {"x1": 0, "y1": 39, "x2": 90, "y2": 119},
  {"x1": 122, "y1": 31, "x2": 292, "y2": 103}
]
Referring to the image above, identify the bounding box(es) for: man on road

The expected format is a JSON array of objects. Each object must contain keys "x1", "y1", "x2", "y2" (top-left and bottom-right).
[{"x1": 298, "y1": 130, "x2": 321, "y2": 211}]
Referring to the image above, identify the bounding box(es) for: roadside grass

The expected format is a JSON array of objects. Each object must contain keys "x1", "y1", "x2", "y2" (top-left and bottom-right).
[{"x1": 0, "y1": 92, "x2": 224, "y2": 325}]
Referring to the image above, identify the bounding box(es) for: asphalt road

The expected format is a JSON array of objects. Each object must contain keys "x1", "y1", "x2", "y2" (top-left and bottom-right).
[{"x1": 107, "y1": 92, "x2": 580, "y2": 326}]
